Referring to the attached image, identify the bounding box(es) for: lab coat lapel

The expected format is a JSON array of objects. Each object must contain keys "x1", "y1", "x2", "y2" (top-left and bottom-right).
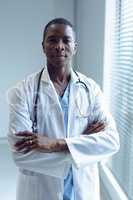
[
  {"x1": 40, "y1": 68, "x2": 80, "y2": 138},
  {"x1": 40, "y1": 67, "x2": 65, "y2": 137},
  {"x1": 41, "y1": 67, "x2": 62, "y2": 110},
  {"x1": 67, "y1": 70, "x2": 79, "y2": 137}
]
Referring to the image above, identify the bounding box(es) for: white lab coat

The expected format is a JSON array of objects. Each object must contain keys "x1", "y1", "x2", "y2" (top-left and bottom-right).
[{"x1": 7, "y1": 68, "x2": 120, "y2": 200}]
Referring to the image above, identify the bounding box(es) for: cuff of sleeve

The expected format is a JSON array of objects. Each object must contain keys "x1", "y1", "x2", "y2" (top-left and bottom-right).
[{"x1": 65, "y1": 138, "x2": 81, "y2": 169}]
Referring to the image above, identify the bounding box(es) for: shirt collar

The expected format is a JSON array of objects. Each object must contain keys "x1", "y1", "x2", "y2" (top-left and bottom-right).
[
  {"x1": 41, "y1": 66, "x2": 79, "y2": 84},
  {"x1": 41, "y1": 67, "x2": 51, "y2": 83}
]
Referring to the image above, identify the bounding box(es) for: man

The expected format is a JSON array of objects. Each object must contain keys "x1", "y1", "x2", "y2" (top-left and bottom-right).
[{"x1": 8, "y1": 18, "x2": 120, "y2": 200}]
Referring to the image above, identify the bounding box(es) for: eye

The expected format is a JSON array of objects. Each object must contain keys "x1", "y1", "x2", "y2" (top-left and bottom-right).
[
  {"x1": 47, "y1": 37, "x2": 58, "y2": 43},
  {"x1": 63, "y1": 38, "x2": 72, "y2": 44}
]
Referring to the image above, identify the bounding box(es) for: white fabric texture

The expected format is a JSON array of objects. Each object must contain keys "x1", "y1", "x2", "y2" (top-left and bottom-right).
[{"x1": 7, "y1": 68, "x2": 120, "y2": 200}]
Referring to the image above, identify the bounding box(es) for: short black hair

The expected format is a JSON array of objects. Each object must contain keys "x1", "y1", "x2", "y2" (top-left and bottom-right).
[{"x1": 43, "y1": 18, "x2": 75, "y2": 41}]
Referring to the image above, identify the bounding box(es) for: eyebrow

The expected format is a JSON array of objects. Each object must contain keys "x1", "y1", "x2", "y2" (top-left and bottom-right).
[
  {"x1": 47, "y1": 35, "x2": 73, "y2": 39},
  {"x1": 63, "y1": 36, "x2": 73, "y2": 39}
]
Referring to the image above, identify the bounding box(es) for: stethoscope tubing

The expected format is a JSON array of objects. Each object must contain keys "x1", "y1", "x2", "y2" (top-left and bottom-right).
[{"x1": 32, "y1": 68, "x2": 89, "y2": 133}]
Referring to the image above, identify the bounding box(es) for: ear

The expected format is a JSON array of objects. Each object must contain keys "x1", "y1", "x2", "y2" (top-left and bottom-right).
[
  {"x1": 73, "y1": 42, "x2": 78, "y2": 55},
  {"x1": 42, "y1": 41, "x2": 45, "y2": 53}
]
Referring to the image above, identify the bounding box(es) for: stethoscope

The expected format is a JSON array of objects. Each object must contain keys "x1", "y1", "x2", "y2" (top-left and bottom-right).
[{"x1": 32, "y1": 68, "x2": 90, "y2": 133}]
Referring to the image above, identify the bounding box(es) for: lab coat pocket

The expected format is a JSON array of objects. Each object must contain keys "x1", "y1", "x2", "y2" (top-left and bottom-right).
[
  {"x1": 73, "y1": 100, "x2": 91, "y2": 135},
  {"x1": 71, "y1": 109, "x2": 88, "y2": 136},
  {"x1": 77, "y1": 115, "x2": 89, "y2": 135}
]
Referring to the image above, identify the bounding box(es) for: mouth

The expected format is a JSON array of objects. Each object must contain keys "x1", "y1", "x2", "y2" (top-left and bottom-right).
[{"x1": 55, "y1": 54, "x2": 66, "y2": 57}]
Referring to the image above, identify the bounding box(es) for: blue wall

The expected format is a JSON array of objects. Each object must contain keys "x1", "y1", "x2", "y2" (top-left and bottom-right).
[
  {"x1": 0, "y1": 0, "x2": 106, "y2": 138},
  {"x1": 0, "y1": 0, "x2": 75, "y2": 137},
  {"x1": 75, "y1": 0, "x2": 105, "y2": 86}
]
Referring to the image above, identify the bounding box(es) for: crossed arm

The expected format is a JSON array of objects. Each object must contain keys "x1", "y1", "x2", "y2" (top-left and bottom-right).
[
  {"x1": 14, "y1": 122, "x2": 105, "y2": 154},
  {"x1": 8, "y1": 82, "x2": 119, "y2": 176}
]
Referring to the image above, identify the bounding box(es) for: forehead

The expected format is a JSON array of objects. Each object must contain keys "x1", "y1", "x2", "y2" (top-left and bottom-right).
[{"x1": 44, "y1": 24, "x2": 75, "y2": 39}]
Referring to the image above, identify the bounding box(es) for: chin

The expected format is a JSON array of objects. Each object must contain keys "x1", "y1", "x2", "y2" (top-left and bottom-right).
[{"x1": 52, "y1": 60, "x2": 67, "y2": 67}]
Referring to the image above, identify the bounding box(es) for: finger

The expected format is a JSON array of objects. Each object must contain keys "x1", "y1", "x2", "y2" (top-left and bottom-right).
[
  {"x1": 15, "y1": 131, "x2": 33, "y2": 137},
  {"x1": 92, "y1": 122, "x2": 105, "y2": 128},
  {"x1": 23, "y1": 147, "x2": 31, "y2": 154},
  {"x1": 15, "y1": 140, "x2": 34, "y2": 151},
  {"x1": 87, "y1": 123, "x2": 105, "y2": 131},
  {"x1": 88, "y1": 124, "x2": 104, "y2": 133},
  {"x1": 85, "y1": 124, "x2": 99, "y2": 133},
  {"x1": 15, "y1": 134, "x2": 37, "y2": 147},
  {"x1": 16, "y1": 137, "x2": 38, "y2": 151},
  {"x1": 15, "y1": 139, "x2": 26, "y2": 147},
  {"x1": 88, "y1": 124, "x2": 105, "y2": 133},
  {"x1": 92, "y1": 124, "x2": 105, "y2": 133},
  {"x1": 27, "y1": 135, "x2": 37, "y2": 140},
  {"x1": 83, "y1": 125, "x2": 105, "y2": 134},
  {"x1": 15, "y1": 142, "x2": 28, "y2": 151},
  {"x1": 23, "y1": 144, "x2": 37, "y2": 154}
]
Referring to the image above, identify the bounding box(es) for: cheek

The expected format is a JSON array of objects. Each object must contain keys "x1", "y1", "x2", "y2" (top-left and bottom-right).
[{"x1": 44, "y1": 46, "x2": 54, "y2": 55}]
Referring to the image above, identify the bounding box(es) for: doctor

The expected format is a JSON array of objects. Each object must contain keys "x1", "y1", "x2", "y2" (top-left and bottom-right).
[{"x1": 8, "y1": 18, "x2": 120, "y2": 200}]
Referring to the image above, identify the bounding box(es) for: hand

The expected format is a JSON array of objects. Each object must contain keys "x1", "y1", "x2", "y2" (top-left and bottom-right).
[
  {"x1": 82, "y1": 121, "x2": 106, "y2": 135},
  {"x1": 14, "y1": 131, "x2": 68, "y2": 154}
]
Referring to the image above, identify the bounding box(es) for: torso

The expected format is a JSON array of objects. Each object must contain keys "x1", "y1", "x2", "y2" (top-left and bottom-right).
[{"x1": 53, "y1": 78, "x2": 70, "y2": 97}]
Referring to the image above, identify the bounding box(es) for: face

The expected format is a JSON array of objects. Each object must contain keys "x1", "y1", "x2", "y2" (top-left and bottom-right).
[{"x1": 42, "y1": 23, "x2": 77, "y2": 67}]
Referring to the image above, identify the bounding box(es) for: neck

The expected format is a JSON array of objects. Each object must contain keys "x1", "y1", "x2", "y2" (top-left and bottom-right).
[{"x1": 47, "y1": 63, "x2": 71, "y2": 82}]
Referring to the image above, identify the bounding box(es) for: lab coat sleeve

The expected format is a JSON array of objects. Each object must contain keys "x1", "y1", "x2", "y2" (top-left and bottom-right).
[
  {"x1": 65, "y1": 83, "x2": 120, "y2": 169},
  {"x1": 7, "y1": 83, "x2": 71, "y2": 178}
]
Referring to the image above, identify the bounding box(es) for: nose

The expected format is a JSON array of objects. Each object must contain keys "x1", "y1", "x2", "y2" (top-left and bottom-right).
[{"x1": 55, "y1": 40, "x2": 65, "y2": 51}]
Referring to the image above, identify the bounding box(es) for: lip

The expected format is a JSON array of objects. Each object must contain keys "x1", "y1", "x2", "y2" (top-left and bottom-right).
[{"x1": 55, "y1": 55, "x2": 66, "y2": 57}]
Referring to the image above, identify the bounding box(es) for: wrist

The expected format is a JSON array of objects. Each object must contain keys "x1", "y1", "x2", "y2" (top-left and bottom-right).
[{"x1": 57, "y1": 139, "x2": 69, "y2": 152}]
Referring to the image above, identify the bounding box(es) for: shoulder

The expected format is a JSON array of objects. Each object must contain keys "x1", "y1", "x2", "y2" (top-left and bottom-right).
[
  {"x1": 75, "y1": 71, "x2": 102, "y2": 93},
  {"x1": 75, "y1": 71, "x2": 107, "y2": 111},
  {"x1": 7, "y1": 70, "x2": 41, "y2": 103}
]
